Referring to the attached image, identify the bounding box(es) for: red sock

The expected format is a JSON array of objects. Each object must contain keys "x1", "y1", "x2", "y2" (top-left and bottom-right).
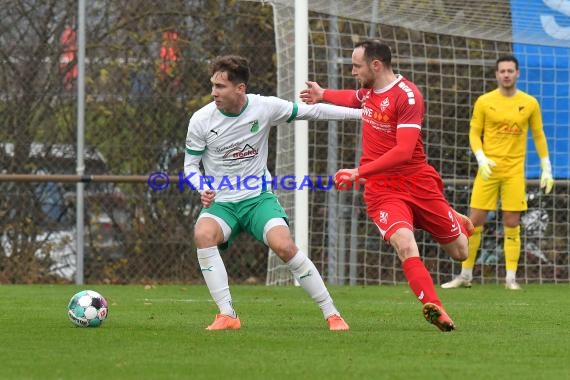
[{"x1": 402, "y1": 257, "x2": 441, "y2": 307}]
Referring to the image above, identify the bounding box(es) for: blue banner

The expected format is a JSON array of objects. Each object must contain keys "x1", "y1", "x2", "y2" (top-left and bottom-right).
[{"x1": 511, "y1": 0, "x2": 570, "y2": 178}]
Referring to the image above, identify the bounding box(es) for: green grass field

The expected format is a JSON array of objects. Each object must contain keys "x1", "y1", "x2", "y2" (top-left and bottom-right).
[{"x1": 0, "y1": 284, "x2": 568, "y2": 380}]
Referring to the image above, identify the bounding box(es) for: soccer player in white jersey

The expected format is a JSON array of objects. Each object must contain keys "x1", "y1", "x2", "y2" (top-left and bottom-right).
[{"x1": 184, "y1": 55, "x2": 361, "y2": 330}]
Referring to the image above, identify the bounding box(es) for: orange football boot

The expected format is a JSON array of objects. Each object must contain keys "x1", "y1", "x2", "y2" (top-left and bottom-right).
[
  {"x1": 422, "y1": 303, "x2": 455, "y2": 332},
  {"x1": 206, "y1": 314, "x2": 241, "y2": 330},
  {"x1": 327, "y1": 314, "x2": 350, "y2": 331}
]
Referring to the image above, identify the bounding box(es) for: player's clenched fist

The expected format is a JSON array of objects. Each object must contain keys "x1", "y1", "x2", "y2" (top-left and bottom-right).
[
  {"x1": 334, "y1": 168, "x2": 359, "y2": 190},
  {"x1": 200, "y1": 189, "x2": 216, "y2": 208}
]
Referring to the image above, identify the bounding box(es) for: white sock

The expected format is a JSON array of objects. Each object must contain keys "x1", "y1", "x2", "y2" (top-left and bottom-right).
[
  {"x1": 460, "y1": 268, "x2": 473, "y2": 281},
  {"x1": 197, "y1": 247, "x2": 236, "y2": 317},
  {"x1": 287, "y1": 250, "x2": 339, "y2": 319},
  {"x1": 506, "y1": 270, "x2": 517, "y2": 282}
]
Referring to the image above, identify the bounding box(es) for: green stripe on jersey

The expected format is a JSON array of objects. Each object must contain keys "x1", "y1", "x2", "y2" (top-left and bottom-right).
[
  {"x1": 286, "y1": 103, "x2": 298, "y2": 123},
  {"x1": 185, "y1": 147, "x2": 204, "y2": 155}
]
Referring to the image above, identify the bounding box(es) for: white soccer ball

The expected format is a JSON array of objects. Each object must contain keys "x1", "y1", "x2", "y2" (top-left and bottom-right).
[{"x1": 67, "y1": 290, "x2": 109, "y2": 327}]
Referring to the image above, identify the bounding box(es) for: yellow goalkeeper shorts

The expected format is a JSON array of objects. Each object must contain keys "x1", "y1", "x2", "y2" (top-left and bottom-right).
[{"x1": 470, "y1": 174, "x2": 527, "y2": 211}]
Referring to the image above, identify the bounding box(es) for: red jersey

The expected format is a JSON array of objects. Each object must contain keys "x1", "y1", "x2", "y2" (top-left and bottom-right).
[
  {"x1": 321, "y1": 76, "x2": 464, "y2": 243},
  {"x1": 356, "y1": 75, "x2": 427, "y2": 176}
]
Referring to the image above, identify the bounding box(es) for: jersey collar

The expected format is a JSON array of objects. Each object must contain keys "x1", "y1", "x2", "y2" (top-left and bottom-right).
[
  {"x1": 373, "y1": 74, "x2": 403, "y2": 94},
  {"x1": 219, "y1": 96, "x2": 249, "y2": 117}
]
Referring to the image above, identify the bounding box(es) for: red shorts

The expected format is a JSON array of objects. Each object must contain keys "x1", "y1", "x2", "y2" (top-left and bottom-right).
[{"x1": 364, "y1": 165, "x2": 464, "y2": 244}]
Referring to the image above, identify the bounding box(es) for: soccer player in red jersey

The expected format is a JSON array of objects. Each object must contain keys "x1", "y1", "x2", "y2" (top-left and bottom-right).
[{"x1": 300, "y1": 39, "x2": 474, "y2": 332}]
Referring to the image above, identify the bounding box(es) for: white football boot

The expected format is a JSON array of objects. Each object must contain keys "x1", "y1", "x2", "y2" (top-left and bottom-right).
[
  {"x1": 441, "y1": 275, "x2": 472, "y2": 289},
  {"x1": 505, "y1": 279, "x2": 522, "y2": 290}
]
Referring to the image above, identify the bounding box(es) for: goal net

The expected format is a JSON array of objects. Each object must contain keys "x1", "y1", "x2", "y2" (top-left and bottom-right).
[{"x1": 264, "y1": 0, "x2": 570, "y2": 285}]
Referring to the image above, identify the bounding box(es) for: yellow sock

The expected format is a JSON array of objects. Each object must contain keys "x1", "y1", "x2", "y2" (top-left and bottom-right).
[
  {"x1": 462, "y1": 226, "x2": 483, "y2": 270},
  {"x1": 504, "y1": 225, "x2": 521, "y2": 272}
]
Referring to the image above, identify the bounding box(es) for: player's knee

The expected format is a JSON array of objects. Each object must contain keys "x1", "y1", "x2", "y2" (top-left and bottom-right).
[
  {"x1": 390, "y1": 230, "x2": 419, "y2": 261},
  {"x1": 438, "y1": 233, "x2": 468, "y2": 261},
  {"x1": 455, "y1": 246, "x2": 469, "y2": 262},
  {"x1": 396, "y1": 243, "x2": 416, "y2": 260},
  {"x1": 445, "y1": 236, "x2": 469, "y2": 261},
  {"x1": 194, "y1": 226, "x2": 221, "y2": 248},
  {"x1": 272, "y1": 240, "x2": 298, "y2": 262}
]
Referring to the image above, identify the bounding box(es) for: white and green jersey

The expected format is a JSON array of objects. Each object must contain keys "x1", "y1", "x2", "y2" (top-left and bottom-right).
[{"x1": 184, "y1": 94, "x2": 361, "y2": 202}]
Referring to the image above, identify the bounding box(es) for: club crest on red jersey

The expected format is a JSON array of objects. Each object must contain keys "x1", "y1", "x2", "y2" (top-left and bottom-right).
[{"x1": 380, "y1": 97, "x2": 390, "y2": 112}]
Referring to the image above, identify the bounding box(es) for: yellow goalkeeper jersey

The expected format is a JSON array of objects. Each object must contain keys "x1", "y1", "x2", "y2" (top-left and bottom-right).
[{"x1": 470, "y1": 88, "x2": 549, "y2": 177}]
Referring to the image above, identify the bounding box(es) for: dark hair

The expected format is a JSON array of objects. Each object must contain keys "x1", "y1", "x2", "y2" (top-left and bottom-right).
[
  {"x1": 211, "y1": 55, "x2": 250, "y2": 86},
  {"x1": 496, "y1": 55, "x2": 519, "y2": 70},
  {"x1": 355, "y1": 39, "x2": 392, "y2": 66}
]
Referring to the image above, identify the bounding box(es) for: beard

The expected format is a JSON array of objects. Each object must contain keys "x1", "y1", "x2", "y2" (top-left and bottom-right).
[{"x1": 359, "y1": 76, "x2": 375, "y2": 88}]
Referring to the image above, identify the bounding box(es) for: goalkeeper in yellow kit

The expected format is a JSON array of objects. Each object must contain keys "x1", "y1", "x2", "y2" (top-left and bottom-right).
[{"x1": 442, "y1": 55, "x2": 554, "y2": 290}]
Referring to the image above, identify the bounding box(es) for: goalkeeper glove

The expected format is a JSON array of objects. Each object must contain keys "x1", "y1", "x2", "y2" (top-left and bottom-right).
[
  {"x1": 474, "y1": 150, "x2": 496, "y2": 181},
  {"x1": 540, "y1": 157, "x2": 554, "y2": 194}
]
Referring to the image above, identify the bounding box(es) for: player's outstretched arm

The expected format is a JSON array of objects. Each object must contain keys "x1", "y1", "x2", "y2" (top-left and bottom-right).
[
  {"x1": 295, "y1": 102, "x2": 362, "y2": 121},
  {"x1": 300, "y1": 80, "x2": 360, "y2": 108},
  {"x1": 300, "y1": 81, "x2": 324, "y2": 104}
]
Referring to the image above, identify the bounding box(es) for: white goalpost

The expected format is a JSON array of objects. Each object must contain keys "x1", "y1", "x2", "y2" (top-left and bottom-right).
[
  {"x1": 263, "y1": 0, "x2": 570, "y2": 285},
  {"x1": 293, "y1": 0, "x2": 309, "y2": 269}
]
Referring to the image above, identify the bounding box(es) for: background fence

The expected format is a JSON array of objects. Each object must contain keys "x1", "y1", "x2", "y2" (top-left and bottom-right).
[
  {"x1": 267, "y1": 0, "x2": 570, "y2": 285},
  {"x1": 0, "y1": 0, "x2": 276, "y2": 283},
  {"x1": 1, "y1": 0, "x2": 569, "y2": 285}
]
